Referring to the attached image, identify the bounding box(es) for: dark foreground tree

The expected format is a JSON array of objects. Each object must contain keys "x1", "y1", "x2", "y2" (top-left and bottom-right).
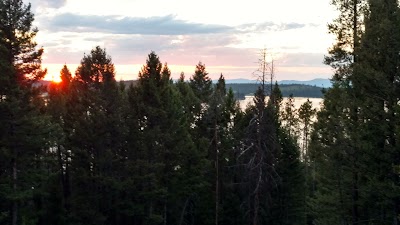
[
  {"x1": 310, "y1": 0, "x2": 400, "y2": 224},
  {"x1": 0, "y1": 0, "x2": 56, "y2": 225},
  {"x1": 58, "y1": 46, "x2": 128, "y2": 225},
  {"x1": 126, "y1": 52, "x2": 208, "y2": 225}
]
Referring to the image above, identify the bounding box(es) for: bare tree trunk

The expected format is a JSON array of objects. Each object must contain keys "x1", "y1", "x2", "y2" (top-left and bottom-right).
[{"x1": 179, "y1": 198, "x2": 189, "y2": 225}]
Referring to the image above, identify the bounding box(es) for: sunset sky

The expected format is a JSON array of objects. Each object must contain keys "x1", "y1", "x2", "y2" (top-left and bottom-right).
[{"x1": 25, "y1": 0, "x2": 338, "y2": 81}]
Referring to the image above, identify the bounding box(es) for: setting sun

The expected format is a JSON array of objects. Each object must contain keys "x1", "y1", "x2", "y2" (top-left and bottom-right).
[{"x1": 46, "y1": 74, "x2": 62, "y2": 83}]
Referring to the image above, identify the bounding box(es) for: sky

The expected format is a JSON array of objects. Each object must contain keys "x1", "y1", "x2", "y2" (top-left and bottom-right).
[{"x1": 25, "y1": 0, "x2": 338, "y2": 81}]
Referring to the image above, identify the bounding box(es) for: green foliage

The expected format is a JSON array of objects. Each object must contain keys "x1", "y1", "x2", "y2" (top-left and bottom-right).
[
  {"x1": 0, "y1": 2, "x2": 323, "y2": 224},
  {"x1": 310, "y1": 0, "x2": 400, "y2": 224},
  {"x1": 0, "y1": 1, "x2": 59, "y2": 225},
  {"x1": 235, "y1": 83, "x2": 305, "y2": 225},
  {"x1": 189, "y1": 62, "x2": 212, "y2": 103}
]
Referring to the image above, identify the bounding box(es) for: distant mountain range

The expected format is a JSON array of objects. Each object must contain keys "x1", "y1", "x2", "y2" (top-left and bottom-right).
[
  {"x1": 220, "y1": 78, "x2": 332, "y2": 88},
  {"x1": 38, "y1": 79, "x2": 326, "y2": 98},
  {"x1": 40, "y1": 78, "x2": 332, "y2": 88},
  {"x1": 278, "y1": 78, "x2": 332, "y2": 88}
]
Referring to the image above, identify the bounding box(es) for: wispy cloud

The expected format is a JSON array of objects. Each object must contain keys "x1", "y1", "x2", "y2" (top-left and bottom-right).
[
  {"x1": 43, "y1": 13, "x2": 234, "y2": 35},
  {"x1": 237, "y1": 21, "x2": 308, "y2": 32},
  {"x1": 41, "y1": 33, "x2": 246, "y2": 65},
  {"x1": 277, "y1": 53, "x2": 326, "y2": 67},
  {"x1": 28, "y1": 0, "x2": 67, "y2": 9}
]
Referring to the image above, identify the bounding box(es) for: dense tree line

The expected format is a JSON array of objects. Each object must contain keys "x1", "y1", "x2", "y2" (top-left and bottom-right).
[
  {"x1": 0, "y1": 2, "x2": 309, "y2": 225},
  {"x1": 3, "y1": 0, "x2": 400, "y2": 225},
  {"x1": 308, "y1": 0, "x2": 400, "y2": 224}
]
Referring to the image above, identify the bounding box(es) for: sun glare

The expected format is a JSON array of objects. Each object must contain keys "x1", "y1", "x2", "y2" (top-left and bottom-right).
[{"x1": 48, "y1": 74, "x2": 62, "y2": 83}]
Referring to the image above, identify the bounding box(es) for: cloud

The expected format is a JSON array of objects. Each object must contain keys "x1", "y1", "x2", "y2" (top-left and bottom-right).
[
  {"x1": 237, "y1": 21, "x2": 308, "y2": 33},
  {"x1": 282, "y1": 22, "x2": 306, "y2": 30},
  {"x1": 27, "y1": 0, "x2": 67, "y2": 9},
  {"x1": 40, "y1": 32, "x2": 256, "y2": 70},
  {"x1": 43, "y1": 0, "x2": 66, "y2": 8},
  {"x1": 96, "y1": 34, "x2": 247, "y2": 65},
  {"x1": 276, "y1": 53, "x2": 326, "y2": 67},
  {"x1": 43, "y1": 13, "x2": 234, "y2": 35}
]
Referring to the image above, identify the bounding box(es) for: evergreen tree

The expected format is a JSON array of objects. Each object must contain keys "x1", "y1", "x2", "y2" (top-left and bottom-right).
[
  {"x1": 298, "y1": 99, "x2": 316, "y2": 159},
  {"x1": 175, "y1": 72, "x2": 199, "y2": 125},
  {"x1": 201, "y1": 74, "x2": 242, "y2": 225},
  {"x1": 267, "y1": 83, "x2": 305, "y2": 225},
  {"x1": 309, "y1": 84, "x2": 356, "y2": 225},
  {"x1": 127, "y1": 52, "x2": 208, "y2": 225},
  {"x1": 351, "y1": 0, "x2": 400, "y2": 222},
  {"x1": 310, "y1": 0, "x2": 400, "y2": 224},
  {"x1": 281, "y1": 94, "x2": 299, "y2": 139},
  {"x1": 189, "y1": 62, "x2": 212, "y2": 103},
  {"x1": 237, "y1": 82, "x2": 305, "y2": 225},
  {"x1": 64, "y1": 46, "x2": 127, "y2": 225},
  {"x1": 0, "y1": 0, "x2": 56, "y2": 224},
  {"x1": 238, "y1": 86, "x2": 279, "y2": 225},
  {"x1": 309, "y1": 1, "x2": 367, "y2": 224}
]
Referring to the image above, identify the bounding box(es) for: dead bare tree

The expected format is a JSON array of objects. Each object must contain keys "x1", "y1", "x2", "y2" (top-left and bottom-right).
[
  {"x1": 238, "y1": 48, "x2": 280, "y2": 225},
  {"x1": 252, "y1": 48, "x2": 275, "y2": 96}
]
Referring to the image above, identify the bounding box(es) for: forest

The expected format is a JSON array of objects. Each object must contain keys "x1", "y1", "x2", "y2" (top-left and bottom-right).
[{"x1": 0, "y1": 0, "x2": 399, "y2": 225}]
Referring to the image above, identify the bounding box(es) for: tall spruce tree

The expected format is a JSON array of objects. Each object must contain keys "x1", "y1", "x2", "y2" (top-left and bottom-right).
[
  {"x1": 0, "y1": 0, "x2": 55, "y2": 224},
  {"x1": 65, "y1": 46, "x2": 127, "y2": 225},
  {"x1": 310, "y1": 0, "x2": 400, "y2": 224},
  {"x1": 266, "y1": 83, "x2": 305, "y2": 225},
  {"x1": 46, "y1": 65, "x2": 74, "y2": 224},
  {"x1": 351, "y1": 0, "x2": 400, "y2": 223},
  {"x1": 189, "y1": 62, "x2": 212, "y2": 104},
  {"x1": 127, "y1": 52, "x2": 208, "y2": 225},
  {"x1": 281, "y1": 94, "x2": 299, "y2": 139}
]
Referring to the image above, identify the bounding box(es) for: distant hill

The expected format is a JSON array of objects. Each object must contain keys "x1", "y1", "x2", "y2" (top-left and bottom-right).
[
  {"x1": 38, "y1": 79, "x2": 325, "y2": 99},
  {"x1": 223, "y1": 78, "x2": 257, "y2": 84},
  {"x1": 278, "y1": 78, "x2": 331, "y2": 88},
  {"x1": 226, "y1": 83, "x2": 325, "y2": 99},
  {"x1": 37, "y1": 80, "x2": 139, "y2": 88},
  {"x1": 221, "y1": 78, "x2": 332, "y2": 88}
]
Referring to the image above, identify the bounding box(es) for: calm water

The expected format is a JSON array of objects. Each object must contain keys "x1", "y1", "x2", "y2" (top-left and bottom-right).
[{"x1": 238, "y1": 96, "x2": 323, "y2": 111}]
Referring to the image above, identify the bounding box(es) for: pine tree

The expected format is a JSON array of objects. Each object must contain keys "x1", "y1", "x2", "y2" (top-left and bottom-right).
[
  {"x1": 351, "y1": 0, "x2": 400, "y2": 222},
  {"x1": 175, "y1": 72, "x2": 199, "y2": 125},
  {"x1": 0, "y1": 0, "x2": 55, "y2": 224},
  {"x1": 127, "y1": 52, "x2": 208, "y2": 225},
  {"x1": 64, "y1": 46, "x2": 127, "y2": 225},
  {"x1": 189, "y1": 62, "x2": 212, "y2": 104},
  {"x1": 267, "y1": 83, "x2": 305, "y2": 225},
  {"x1": 311, "y1": 0, "x2": 400, "y2": 224},
  {"x1": 298, "y1": 99, "x2": 316, "y2": 160},
  {"x1": 309, "y1": 1, "x2": 368, "y2": 224},
  {"x1": 46, "y1": 65, "x2": 74, "y2": 224},
  {"x1": 238, "y1": 85, "x2": 279, "y2": 225},
  {"x1": 309, "y1": 84, "x2": 356, "y2": 225},
  {"x1": 281, "y1": 94, "x2": 299, "y2": 139}
]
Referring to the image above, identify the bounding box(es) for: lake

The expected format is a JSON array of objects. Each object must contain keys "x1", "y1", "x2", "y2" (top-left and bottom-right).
[{"x1": 238, "y1": 96, "x2": 324, "y2": 111}]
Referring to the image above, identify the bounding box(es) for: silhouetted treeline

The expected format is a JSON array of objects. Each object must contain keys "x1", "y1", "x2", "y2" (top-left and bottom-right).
[{"x1": 2, "y1": 0, "x2": 400, "y2": 225}]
